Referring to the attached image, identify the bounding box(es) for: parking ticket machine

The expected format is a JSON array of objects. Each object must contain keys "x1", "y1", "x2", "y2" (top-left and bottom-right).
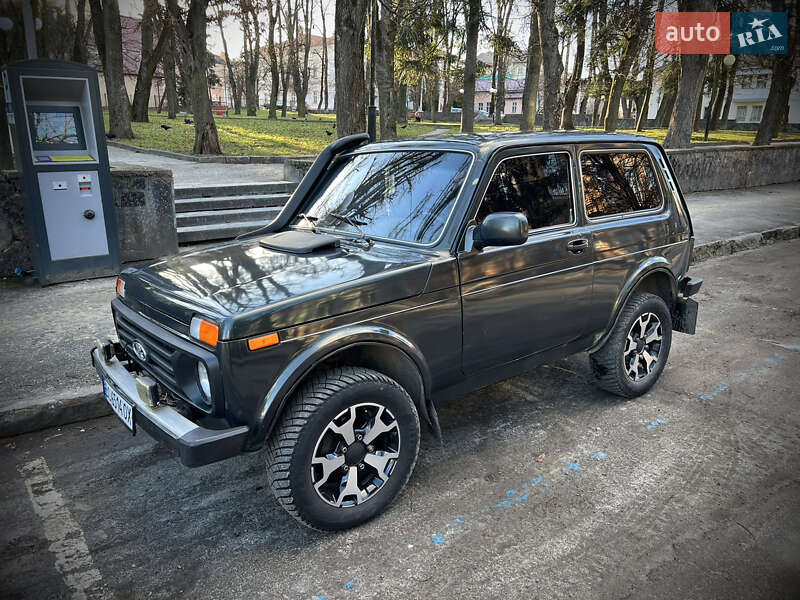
[{"x1": 2, "y1": 59, "x2": 120, "y2": 284}]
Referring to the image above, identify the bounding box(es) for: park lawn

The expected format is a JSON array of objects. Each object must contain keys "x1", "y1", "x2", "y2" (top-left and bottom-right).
[{"x1": 105, "y1": 111, "x2": 800, "y2": 157}]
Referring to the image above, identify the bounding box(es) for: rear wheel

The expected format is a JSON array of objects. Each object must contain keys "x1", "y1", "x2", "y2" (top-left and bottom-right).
[
  {"x1": 266, "y1": 367, "x2": 420, "y2": 530},
  {"x1": 590, "y1": 292, "x2": 672, "y2": 398}
]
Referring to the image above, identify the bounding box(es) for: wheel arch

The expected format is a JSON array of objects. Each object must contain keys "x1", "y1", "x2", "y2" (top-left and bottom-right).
[
  {"x1": 248, "y1": 325, "x2": 432, "y2": 448},
  {"x1": 589, "y1": 258, "x2": 678, "y2": 354}
]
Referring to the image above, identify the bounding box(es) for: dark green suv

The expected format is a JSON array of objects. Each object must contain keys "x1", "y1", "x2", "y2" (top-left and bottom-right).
[{"x1": 92, "y1": 132, "x2": 701, "y2": 530}]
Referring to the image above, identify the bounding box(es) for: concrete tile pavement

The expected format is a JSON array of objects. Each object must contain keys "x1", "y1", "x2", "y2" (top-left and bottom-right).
[{"x1": 0, "y1": 181, "x2": 798, "y2": 437}]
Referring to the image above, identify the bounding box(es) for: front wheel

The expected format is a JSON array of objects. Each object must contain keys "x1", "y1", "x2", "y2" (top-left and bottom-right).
[
  {"x1": 266, "y1": 367, "x2": 420, "y2": 530},
  {"x1": 590, "y1": 292, "x2": 673, "y2": 398}
]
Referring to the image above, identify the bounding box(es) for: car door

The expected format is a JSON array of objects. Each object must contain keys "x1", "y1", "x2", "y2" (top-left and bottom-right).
[
  {"x1": 458, "y1": 147, "x2": 595, "y2": 373},
  {"x1": 577, "y1": 145, "x2": 670, "y2": 337}
]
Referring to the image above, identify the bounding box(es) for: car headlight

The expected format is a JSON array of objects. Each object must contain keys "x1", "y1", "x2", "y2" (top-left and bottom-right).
[{"x1": 197, "y1": 361, "x2": 211, "y2": 400}]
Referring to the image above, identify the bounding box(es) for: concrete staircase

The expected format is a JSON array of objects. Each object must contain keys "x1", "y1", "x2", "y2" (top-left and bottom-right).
[{"x1": 175, "y1": 181, "x2": 296, "y2": 244}]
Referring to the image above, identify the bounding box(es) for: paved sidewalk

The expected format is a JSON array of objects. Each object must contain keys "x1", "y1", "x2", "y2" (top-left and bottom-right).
[
  {"x1": 0, "y1": 182, "x2": 798, "y2": 437},
  {"x1": 108, "y1": 146, "x2": 286, "y2": 187}
]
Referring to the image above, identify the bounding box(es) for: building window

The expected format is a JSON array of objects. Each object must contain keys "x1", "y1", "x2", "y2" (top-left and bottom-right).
[
  {"x1": 755, "y1": 75, "x2": 769, "y2": 88},
  {"x1": 477, "y1": 152, "x2": 573, "y2": 230},
  {"x1": 478, "y1": 102, "x2": 484, "y2": 111},
  {"x1": 581, "y1": 151, "x2": 662, "y2": 219},
  {"x1": 511, "y1": 101, "x2": 518, "y2": 113},
  {"x1": 750, "y1": 105, "x2": 763, "y2": 122},
  {"x1": 736, "y1": 105, "x2": 747, "y2": 122}
]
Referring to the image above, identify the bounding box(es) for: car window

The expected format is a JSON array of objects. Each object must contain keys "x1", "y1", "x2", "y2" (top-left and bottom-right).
[
  {"x1": 581, "y1": 151, "x2": 662, "y2": 219},
  {"x1": 476, "y1": 152, "x2": 573, "y2": 230},
  {"x1": 298, "y1": 150, "x2": 472, "y2": 245}
]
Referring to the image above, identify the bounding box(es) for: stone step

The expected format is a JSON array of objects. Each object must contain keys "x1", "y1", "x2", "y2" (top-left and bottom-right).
[
  {"x1": 177, "y1": 220, "x2": 271, "y2": 244},
  {"x1": 174, "y1": 193, "x2": 290, "y2": 213},
  {"x1": 175, "y1": 206, "x2": 280, "y2": 228},
  {"x1": 174, "y1": 181, "x2": 295, "y2": 199}
]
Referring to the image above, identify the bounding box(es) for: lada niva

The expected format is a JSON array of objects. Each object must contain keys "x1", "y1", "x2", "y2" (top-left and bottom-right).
[{"x1": 92, "y1": 131, "x2": 701, "y2": 530}]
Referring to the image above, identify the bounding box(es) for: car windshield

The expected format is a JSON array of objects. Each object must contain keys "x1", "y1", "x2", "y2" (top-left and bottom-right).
[{"x1": 295, "y1": 150, "x2": 472, "y2": 245}]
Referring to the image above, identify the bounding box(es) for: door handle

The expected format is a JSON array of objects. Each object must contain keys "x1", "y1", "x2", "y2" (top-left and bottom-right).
[{"x1": 567, "y1": 238, "x2": 589, "y2": 254}]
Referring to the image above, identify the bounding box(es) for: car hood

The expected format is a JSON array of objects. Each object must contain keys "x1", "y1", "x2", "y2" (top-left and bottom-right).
[{"x1": 123, "y1": 238, "x2": 434, "y2": 340}]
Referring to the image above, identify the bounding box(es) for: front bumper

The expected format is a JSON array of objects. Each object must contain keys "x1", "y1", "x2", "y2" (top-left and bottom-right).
[{"x1": 91, "y1": 345, "x2": 248, "y2": 467}]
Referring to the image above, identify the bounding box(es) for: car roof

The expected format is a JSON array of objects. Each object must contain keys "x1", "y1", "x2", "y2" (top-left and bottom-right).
[{"x1": 355, "y1": 130, "x2": 660, "y2": 160}]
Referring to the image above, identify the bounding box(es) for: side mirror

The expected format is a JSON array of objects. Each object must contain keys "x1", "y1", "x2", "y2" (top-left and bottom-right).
[{"x1": 472, "y1": 212, "x2": 529, "y2": 250}]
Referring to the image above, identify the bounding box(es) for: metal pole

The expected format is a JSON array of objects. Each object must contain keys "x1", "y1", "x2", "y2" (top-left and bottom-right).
[
  {"x1": 367, "y1": 0, "x2": 377, "y2": 141},
  {"x1": 22, "y1": 0, "x2": 37, "y2": 59}
]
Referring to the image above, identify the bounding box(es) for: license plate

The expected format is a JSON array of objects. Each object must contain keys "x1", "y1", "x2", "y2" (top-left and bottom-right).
[{"x1": 103, "y1": 378, "x2": 135, "y2": 432}]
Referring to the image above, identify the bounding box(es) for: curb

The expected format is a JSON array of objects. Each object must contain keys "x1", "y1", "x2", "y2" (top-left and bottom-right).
[
  {"x1": 1, "y1": 225, "x2": 797, "y2": 439},
  {"x1": 691, "y1": 224, "x2": 799, "y2": 263},
  {"x1": 107, "y1": 141, "x2": 313, "y2": 164},
  {"x1": 0, "y1": 386, "x2": 111, "y2": 439}
]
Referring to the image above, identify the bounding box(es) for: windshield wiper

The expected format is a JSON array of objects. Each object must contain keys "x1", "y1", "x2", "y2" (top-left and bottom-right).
[
  {"x1": 298, "y1": 213, "x2": 318, "y2": 233},
  {"x1": 329, "y1": 212, "x2": 373, "y2": 246}
]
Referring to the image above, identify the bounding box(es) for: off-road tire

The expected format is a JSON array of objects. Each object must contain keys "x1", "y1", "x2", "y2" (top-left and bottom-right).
[
  {"x1": 590, "y1": 292, "x2": 672, "y2": 398},
  {"x1": 265, "y1": 367, "x2": 420, "y2": 531}
]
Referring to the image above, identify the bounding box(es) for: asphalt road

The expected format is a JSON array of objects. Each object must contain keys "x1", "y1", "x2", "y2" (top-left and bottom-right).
[{"x1": 1, "y1": 240, "x2": 799, "y2": 600}]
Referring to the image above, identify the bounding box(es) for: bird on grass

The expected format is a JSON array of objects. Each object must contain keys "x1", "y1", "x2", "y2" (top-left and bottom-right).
[
  {"x1": 105, "y1": 133, "x2": 117, "y2": 139},
  {"x1": 291, "y1": 116, "x2": 297, "y2": 120},
  {"x1": 325, "y1": 130, "x2": 333, "y2": 136},
  {"x1": 184, "y1": 118, "x2": 193, "y2": 124},
  {"x1": 160, "y1": 124, "x2": 172, "y2": 130},
  {"x1": 400, "y1": 123, "x2": 408, "y2": 129}
]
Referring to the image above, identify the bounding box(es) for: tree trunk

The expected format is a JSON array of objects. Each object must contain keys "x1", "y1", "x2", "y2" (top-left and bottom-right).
[
  {"x1": 163, "y1": 32, "x2": 178, "y2": 119},
  {"x1": 241, "y1": 1, "x2": 261, "y2": 117},
  {"x1": 560, "y1": 5, "x2": 586, "y2": 129},
  {"x1": 664, "y1": 46, "x2": 709, "y2": 145},
  {"x1": 131, "y1": 0, "x2": 155, "y2": 122},
  {"x1": 494, "y1": 53, "x2": 506, "y2": 125},
  {"x1": 461, "y1": 0, "x2": 480, "y2": 133},
  {"x1": 654, "y1": 90, "x2": 675, "y2": 127},
  {"x1": 318, "y1": 0, "x2": 328, "y2": 110},
  {"x1": 395, "y1": 82, "x2": 407, "y2": 124},
  {"x1": 521, "y1": 3, "x2": 541, "y2": 132},
  {"x1": 636, "y1": 0, "x2": 665, "y2": 131},
  {"x1": 754, "y1": 0, "x2": 798, "y2": 145},
  {"x1": 709, "y1": 59, "x2": 728, "y2": 131},
  {"x1": 71, "y1": 0, "x2": 87, "y2": 63},
  {"x1": 169, "y1": 0, "x2": 221, "y2": 153},
  {"x1": 538, "y1": 0, "x2": 562, "y2": 130},
  {"x1": 693, "y1": 86, "x2": 704, "y2": 132},
  {"x1": 133, "y1": 0, "x2": 171, "y2": 122},
  {"x1": 375, "y1": 2, "x2": 397, "y2": 140},
  {"x1": 604, "y1": 0, "x2": 654, "y2": 132},
  {"x1": 720, "y1": 57, "x2": 737, "y2": 129},
  {"x1": 217, "y1": 10, "x2": 241, "y2": 114},
  {"x1": 90, "y1": 0, "x2": 134, "y2": 138},
  {"x1": 267, "y1": 0, "x2": 280, "y2": 119},
  {"x1": 335, "y1": 0, "x2": 368, "y2": 137}
]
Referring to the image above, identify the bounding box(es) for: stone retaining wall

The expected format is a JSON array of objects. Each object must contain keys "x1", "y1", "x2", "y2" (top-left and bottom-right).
[
  {"x1": 0, "y1": 164, "x2": 177, "y2": 278},
  {"x1": 667, "y1": 142, "x2": 800, "y2": 193}
]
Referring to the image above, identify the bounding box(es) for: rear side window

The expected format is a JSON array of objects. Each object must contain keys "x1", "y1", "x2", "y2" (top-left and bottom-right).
[
  {"x1": 581, "y1": 151, "x2": 662, "y2": 219},
  {"x1": 477, "y1": 152, "x2": 573, "y2": 230}
]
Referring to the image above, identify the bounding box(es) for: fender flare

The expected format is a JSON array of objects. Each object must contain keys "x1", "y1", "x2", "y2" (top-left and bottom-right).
[
  {"x1": 588, "y1": 258, "x2": 677, "y2": 353},
  {"x1": 247, "y1": 325, "x2": 432, "y2": 447}
]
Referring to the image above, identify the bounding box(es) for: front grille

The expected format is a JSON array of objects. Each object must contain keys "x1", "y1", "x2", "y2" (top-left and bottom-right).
[{"x1": 114, "y1": 309, "x2": 183, "y2": 399}]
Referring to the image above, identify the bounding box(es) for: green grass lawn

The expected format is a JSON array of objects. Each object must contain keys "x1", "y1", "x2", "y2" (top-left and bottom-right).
[{"x1": 106, "y1": 110, "x2": 800, "y2": 157}]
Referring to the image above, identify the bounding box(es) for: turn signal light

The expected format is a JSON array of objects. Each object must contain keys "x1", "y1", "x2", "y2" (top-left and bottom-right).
[
  {"x1": 116, "y1": 277, "x2": 125, "y2": 297},
  {"x1": 190, "y1": 316, "x2": 219, "y2": 347},
  {"x1": 248, "y1": 332, "x2": 279, "y2": 351}
]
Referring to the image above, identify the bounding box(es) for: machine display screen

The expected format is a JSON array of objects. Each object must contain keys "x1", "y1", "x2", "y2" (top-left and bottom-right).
[{"x1": 27, "y1": 106, "x2": 86, "y2": 151}]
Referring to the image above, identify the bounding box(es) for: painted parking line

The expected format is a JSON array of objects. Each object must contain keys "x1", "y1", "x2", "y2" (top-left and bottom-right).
[{"x1": 19, "y1": 457, "x2": 103, "y2": 600}]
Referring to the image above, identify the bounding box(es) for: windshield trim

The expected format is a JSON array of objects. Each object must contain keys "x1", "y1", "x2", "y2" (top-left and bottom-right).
[{"x1": 295, "y1": 148, "x2": 477, "y2": 249}]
